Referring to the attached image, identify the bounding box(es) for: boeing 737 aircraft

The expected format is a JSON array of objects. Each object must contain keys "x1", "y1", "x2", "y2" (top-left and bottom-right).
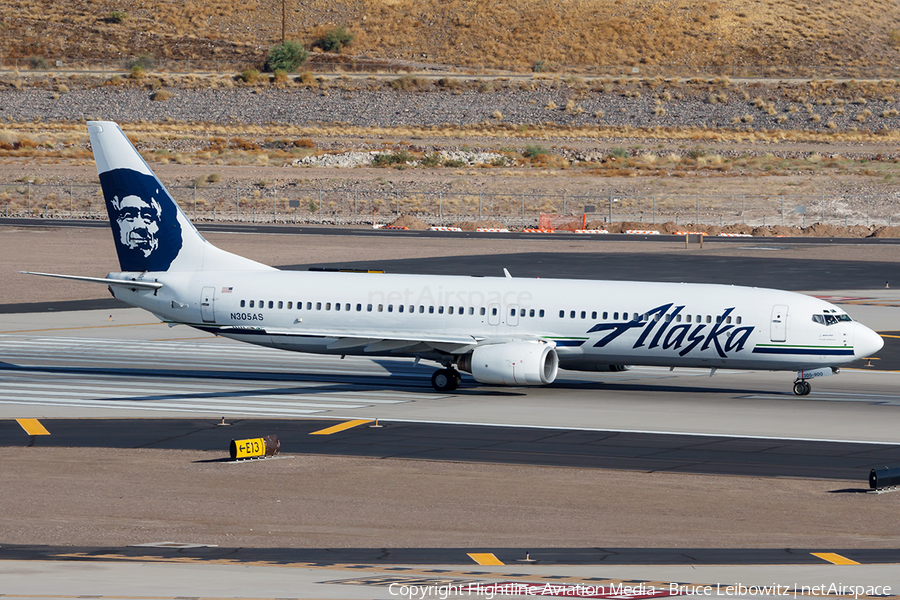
[{"x1": 24, "y1": 122, "x2": 884, "y2": 395}]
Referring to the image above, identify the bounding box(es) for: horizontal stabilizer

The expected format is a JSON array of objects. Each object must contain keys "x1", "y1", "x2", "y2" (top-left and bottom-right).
[{"x1": 19, "y1": 271, "x2": 163, "y2": 290}]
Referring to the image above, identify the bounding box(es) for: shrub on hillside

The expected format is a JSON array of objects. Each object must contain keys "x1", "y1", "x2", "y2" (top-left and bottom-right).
[
  {"x1": 265, "y1": 41, "x2": 308, "y2": 72},
  {"x1": 389, "y1": 75, "x2": 430, "y2": 91},
  {"x1": 523, "y1": 145, "x2": 548, "y2": 158},
  {"x1": 240, "y1": 69, "x2": 260, "y2": 84},
  {"x1": 150, "y1": 89, "x2": 171, "y2": 101},
  {"x1": 314, "y1": 26, "x2": 354, "y2": 53},
  {"x1": 127, "y1": 55, "x2": 154, "y2": 71},
  {"x1": 107, "y1": 11, "x2": 127, "y2": 23}
]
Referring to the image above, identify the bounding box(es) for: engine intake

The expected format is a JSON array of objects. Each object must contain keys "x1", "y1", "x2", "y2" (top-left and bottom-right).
[{"x1": 457, "y1": 341, "x2": 558, "y2": 385}]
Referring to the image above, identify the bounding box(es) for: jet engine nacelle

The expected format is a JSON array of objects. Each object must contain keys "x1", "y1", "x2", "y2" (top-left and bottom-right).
[{"x1": 457, "y1": 341, "x2": 559, "y2": 385}]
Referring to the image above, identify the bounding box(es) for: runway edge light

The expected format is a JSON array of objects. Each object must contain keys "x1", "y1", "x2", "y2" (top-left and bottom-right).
[
  {"x1": 868, "y1": 466, "x2": 900, "y2": 493},
  {"x1": 229, "y1": 435, "x2": 281, "y2": 460}
]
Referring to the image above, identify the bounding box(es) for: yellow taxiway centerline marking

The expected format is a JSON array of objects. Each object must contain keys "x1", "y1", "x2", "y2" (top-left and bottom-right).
[
  {"x1": 310, "y1": 419, "x2": 373, "y2": 435},
  {"x1": 16, "y1": 418, "x2": 50, "y2": 436},
  {"x1": 811, "y1": 552, "x2": 860, "y2": 565},
  {"x1": 467, "y1": 553, "x2": 505, "y2": 566},
  {"x1": 880, "y1": 334, "x2": 900, "y2": 339}
]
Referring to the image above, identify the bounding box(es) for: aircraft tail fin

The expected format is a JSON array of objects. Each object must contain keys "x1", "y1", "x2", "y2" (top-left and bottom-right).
[{"x1": 87, "y1": 121, "x2": 273, "y2": 273}]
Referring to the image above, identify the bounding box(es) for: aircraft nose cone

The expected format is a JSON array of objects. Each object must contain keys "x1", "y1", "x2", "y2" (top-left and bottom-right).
[{"x1": 855, "y1": 324, "x2": 884, "y2": 359}]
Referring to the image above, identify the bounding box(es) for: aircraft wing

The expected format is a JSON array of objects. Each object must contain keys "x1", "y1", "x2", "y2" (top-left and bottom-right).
[{"x1": 217, "y1": 326, "x2": 548, "y2": 355}]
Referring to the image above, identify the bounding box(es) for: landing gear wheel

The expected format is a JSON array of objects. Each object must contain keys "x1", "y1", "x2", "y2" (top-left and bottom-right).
[
  {"x1": 432, "y1": 368, "x2": 460, "y2": 392},
  {"x1": 793, "y1": 380, "x2": 812, "y2": 396}
]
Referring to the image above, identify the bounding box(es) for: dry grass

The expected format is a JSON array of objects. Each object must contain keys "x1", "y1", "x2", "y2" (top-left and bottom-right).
[{"x1": 3, "y1": 0, "x2": 900, "y2": 69}]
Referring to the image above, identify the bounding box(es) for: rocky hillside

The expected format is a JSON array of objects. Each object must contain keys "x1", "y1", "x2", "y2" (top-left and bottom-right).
[{"x1": 2, "y1": 0, "x2": 900, "y2": 70}]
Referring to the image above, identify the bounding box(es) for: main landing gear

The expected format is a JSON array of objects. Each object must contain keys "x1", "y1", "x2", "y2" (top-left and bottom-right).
[
  {"x1": 793, "y1": 379, "x2": 812, "y2": 396},
  {"x1": 431, "y1": 368, "x2": 462, "y2": 392}
]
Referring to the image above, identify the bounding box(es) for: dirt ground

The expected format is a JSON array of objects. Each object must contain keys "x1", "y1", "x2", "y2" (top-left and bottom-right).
[{"x1": 1, "y1": 447, "x2": 895, "y2": 549}]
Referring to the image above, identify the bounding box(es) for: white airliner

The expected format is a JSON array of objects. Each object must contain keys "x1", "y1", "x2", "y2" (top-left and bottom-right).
[{"x1": 24, "y1": 121, "x2": 884, "y2": 395}]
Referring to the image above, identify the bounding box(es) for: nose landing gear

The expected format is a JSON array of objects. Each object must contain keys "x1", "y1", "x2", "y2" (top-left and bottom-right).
[
  {"x1": 431, "y1": 368, "x2": 462, "y2": 392},
  {"x1": 793, "y1": 379, "x2": 812, "y2": 396}
]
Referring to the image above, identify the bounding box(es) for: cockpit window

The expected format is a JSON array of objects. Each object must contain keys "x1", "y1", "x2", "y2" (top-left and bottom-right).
[{"x1": 812, "y1": 313, "x2": 851, "y2": 326}]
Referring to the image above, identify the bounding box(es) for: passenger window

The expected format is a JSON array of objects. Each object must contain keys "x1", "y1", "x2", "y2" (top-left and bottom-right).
[
  {"x1": 716, "y1": 316, "x2": 721, "y2": 323},
  {"x1": 410, "y1": 305, "x2": 415, "y2": 313},
  {"x1": 591, "y1": 311, "x2": 597, "y2": 319},
  {"x1": 736, "y1": 316, "x2": 741, "y2": 324},
  {"x1": 726, "y1": 316, "x2": 731, "y2": 324},
  {"x1": 356, "y1": 304, "x2": 362, "y2": 311},
  {"x1": 278, "y1": 301, "x2": 283, "y2": 309},
  {"x1": 559, "y1": 310, "x2": 565, "y2": 318},
  {"x1": 268, "y1": 301, "x2": 274, "y2": 309},
  {"x1": 706, "y1": 315, "x2": 711, "y2": 323},
  {"x1": 259, "y1": 300, "x2": 264, "y2": 307},
  {"x1": 241, "y1": 300, "x2": 246, "y2": 307},
  {"x1": 345, "y1": 303, "x2": 350, "y2": 311},
  {"x1": 387, "y1": 304, "x2": 393, "y2": 312},
  {"x1": 420, "y1": 306, "x2": 425, "y2": 313},
  {"x1": 335, "y1": 303, "x2": 340, "y2": 311},
  {"x1": 676, "y1": 314, "x2": 682, "y2": 322},
  {"x1": 539, "y1": 309, "x2": 545, "y2": 317},
  {"x1": 448, "y1": 306, "x2": 454, "y2": 314},
  {"x1": 491, "y1": 307, "x2": 498, "y2": 316},
  {"x1": 510, "y1": 308, "x2": 516, "y2": 316},
  {"x1": 287, "y1": 302, "x2": 292, "y2": 309},
  {"x1": 378, "y1": 304, "x2": 384, "y2": 312},
  {"x1": 603, "y1": 311, "x2": 608, "y2": 319},
  {"x1": 520, "y1": 308, "x2": 525, "y2": 317},
  {"x1": 439, "y1": 306, "x2": 444, "y2": 314},
  {"x1": 429, "y1": 306, "x2": 435, "y2": 314},
  {"x1": 581, "y1": 311, "x2": 586, "y2": 319},
  {"x1": 459, "y1": 306, "x2": 464, "y2": 314},
  {"x1": 367, "y1": 304, "x2": 373, "y2": 311},
  {"x1": 470, "y1": 307, "x2": 475, "y2": 315},
  {"x1": 316, "y1": 302, "x2": 322, "y2": 310},
  {"x1": 399, "y1": 305, "x2": 405, "y2": 313},
  {"x1": 613, "y1": 312, "x2": 619, "y2": 320},
  {"x1": 480, "y1": 307, "x2": 486, "y2": 316},
  {"x1": 307, "y1": 302, "x2": 312, "y2": 310}
]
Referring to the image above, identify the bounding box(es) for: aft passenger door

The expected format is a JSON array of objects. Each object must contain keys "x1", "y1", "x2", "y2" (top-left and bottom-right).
[
  {"x1": 201, "y1": 286, "x2": 216, "y2": 323},
  {"x1": 770, "y1": 304, "x2": 788, "y2": 342}
]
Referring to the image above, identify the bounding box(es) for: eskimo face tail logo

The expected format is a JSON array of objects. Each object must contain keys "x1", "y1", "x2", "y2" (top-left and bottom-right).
[
  {"x1": 112, "y1": 193, "x2": 161, "y2": 257},
  {"x1": 100, "y1": 168, "x2": 183, "y2": 272}
]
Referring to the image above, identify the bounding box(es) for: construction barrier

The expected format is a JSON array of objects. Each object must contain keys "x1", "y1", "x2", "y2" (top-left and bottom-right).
[
  {"x1": 625, "y1": 230, "x2": 660, "y2": 235},
  {"x1": 429, "y1": 226, "x2": 463, "y2": 231},
  {"x1": 717, "y1": 233, "x2": 754, "y2": 237},
  {"x1": 476, "y1": 228, "x2": 510, "y2": 232},
  {"x1": 675, "y1": 231, "x2": 706, "y2": 236},
  {"x1": 575, "y1": 229, "x2": 609, "y2": 234},
  {"x1": 523, "y1": 228, "x2": 554, "y2": 233},
  {"x1": 538, "y1": 213, "x2": 587, "y2": 232}
]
